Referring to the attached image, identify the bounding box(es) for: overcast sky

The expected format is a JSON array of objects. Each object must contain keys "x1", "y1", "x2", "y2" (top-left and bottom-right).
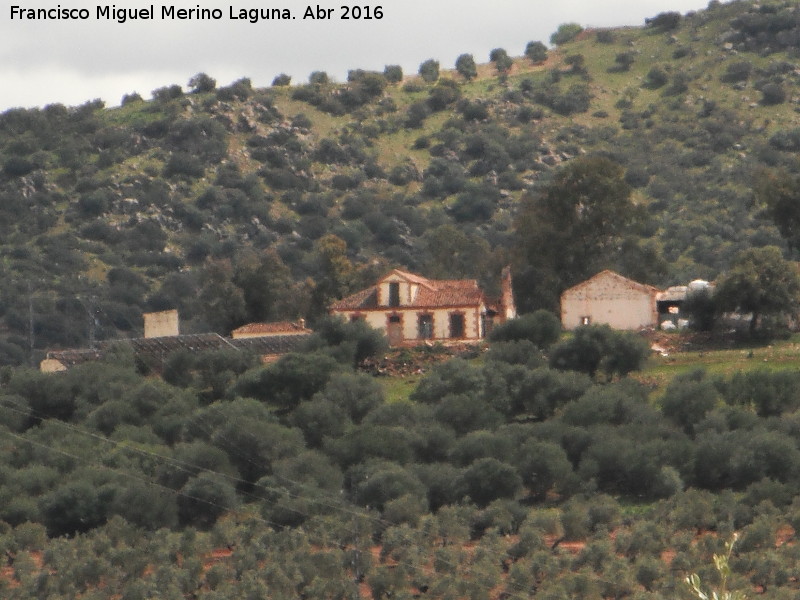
[{"x1": 0, "y1": 0, "x2": 713, "y2": 111}]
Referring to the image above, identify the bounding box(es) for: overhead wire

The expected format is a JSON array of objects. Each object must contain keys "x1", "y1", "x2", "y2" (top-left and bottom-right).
[
  {"x1": 2, "y1": 396, "x2": 457, "y2": 554},
  {"x1": 0, "y1": 420, "x2": 539, "y2": 600},
  {"x1": 0, "y1": 393, "x2": 582, "y2": 600},
  {"x1": 2, "y1": 390, "x2": 532, "y2": 547},
  {"x1": 0, "y1": 398, "x2": 334, "y2": 521}
]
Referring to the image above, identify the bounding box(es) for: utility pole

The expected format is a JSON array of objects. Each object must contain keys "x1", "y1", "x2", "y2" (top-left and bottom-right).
[
  {"x1": 27, "y1": 281, "x2": 34, "y2": 367},
  {"x1": 79, "y1": 296, "x2": 98, "y2": 349},
  {"x1": 351, "y1": 514, "x2": 362, "y2": 600}
]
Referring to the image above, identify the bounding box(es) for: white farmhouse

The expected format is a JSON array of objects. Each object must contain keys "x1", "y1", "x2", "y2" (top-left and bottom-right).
[{"x1": 560, "y1": 270, "x2": 659, "y2": 330}]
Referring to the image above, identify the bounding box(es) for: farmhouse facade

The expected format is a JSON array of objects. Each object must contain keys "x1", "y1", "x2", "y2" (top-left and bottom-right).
[
  {"x1": 560, "y1": 270, "x2": 660, "y2": 330},
  {"x1": 330, "y1": 268, "x2": 516, "y2": 346}
]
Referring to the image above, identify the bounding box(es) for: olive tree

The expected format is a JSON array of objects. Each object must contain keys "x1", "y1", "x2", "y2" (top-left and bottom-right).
[
  {"x1": 418, "y1": 59, "x2": 440, "y2": 83},
  {"x1": 459, "y1": 458, "x2": 522, "y2": 507},
  {"x1": 714, "y1": 246, "x2": 800, "y2": 336},
  {"x1": 188, "y1": 72, "x2": 216, "y2": 93},
  {"x1": 549, "y1": 324, "x2": 650, "y2": 379},
  {"x1": 550, "y1": 23, "x2": 583, "y2": 46},
  {"x1": 525, "y1": 41, "x2": 548, "y2": 63},
  {"x1": 383, "y1": 64, "x2": 403, "y2": 83},
  {"x1": 489, "y1": 48, "x2": 513, "y2": 74},
  {"x1": 455, "y1": 54, "x2": 478, "y2": 81}
]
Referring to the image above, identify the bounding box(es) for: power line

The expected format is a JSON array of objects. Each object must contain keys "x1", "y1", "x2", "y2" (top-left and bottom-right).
[
  {"x1": 0, "y1": 400, "x2": 547, "y2": 600},
  {"x1": 0, "y1": 424, "x2": 522, "y2": 600},
  {"x1": 27, "y1": 281, "x2": 34, "y2": 366}
]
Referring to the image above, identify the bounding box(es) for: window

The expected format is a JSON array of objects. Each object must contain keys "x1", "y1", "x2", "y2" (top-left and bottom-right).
[
  {"x1": 350, "y1": 314, "x2": 364, "y2": 322},
  {"x1": 581, "y1": 316, "x2": 591, "y2": 326},
  {"x1": 449, "y1": 313, "x2": 465, "y2": 338},
  {"x1": 389, "y1": 282, "x2": 400, "y2": 307},
  {"x1": 418, "y1": 314, "x2": 433, "y2": 339}
]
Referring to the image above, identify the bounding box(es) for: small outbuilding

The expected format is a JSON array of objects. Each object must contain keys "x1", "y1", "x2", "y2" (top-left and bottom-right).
[{"x1": 560, "y1": 270, "x2": 659, "y2": 330}]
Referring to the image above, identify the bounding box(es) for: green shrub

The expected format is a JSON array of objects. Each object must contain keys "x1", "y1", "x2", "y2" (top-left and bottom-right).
[
  {"x1": 418, "y1": 59, "x2": 439, "y2": 83},
  {"x1": 550, "y1": 23, "x2": 583, "y2": 46},
  {"x1": 455, "y1": 54, "x2": 478, "y2": 80},
  {"x1": 459, "y1": 458, "x2": 522, "y2": 507},
  {"x1": 525, "y1": 41, "x2": 548, "y2": 62},
  {"x1": 647, "y1": 11, "x2": 681, "y2": 31},
  {"x1": 489, "y1": 310, "x2": 561, "y2": 348},
  {"x1": 177, "y1": 474, "x2": 237, "y2": 529},
  {"x1": 549, "y1": 324, "x2": 649, "y2": 379},
  {"x1": 644, "y1": 66, "x2": 669, "y2": 89},
  {"x1": 383, "y1": 64, "x2": 403, "y2": 83}
]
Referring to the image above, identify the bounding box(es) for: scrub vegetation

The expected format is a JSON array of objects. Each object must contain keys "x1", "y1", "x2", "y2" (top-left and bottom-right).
[{"x1": 2, "y1": 1, "x2": 800, "y2": 597}]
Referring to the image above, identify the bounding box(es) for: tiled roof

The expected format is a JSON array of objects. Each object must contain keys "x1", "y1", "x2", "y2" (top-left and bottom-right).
[
  {"x1": 656, "y1": 286, "x2": 688, "y2": 303},
  {"x1": 391, "y1": 269, "x2": 436, "y2": 288},
  {"x1": 562, "y1": 269, "x2": 660, "y2": 297},
  {"x1": 330, "y1": 272, "x2": 485, "y2": 311},
  {"x1": 230, "y1": 335, "x2": 309, "y2": 354},
  {"x1": 231, "y1": 321, "x2": 311, "y2": 336},
  {"x1": 125, "y1": 334, "x2": 237, "y2": 354},
  {"x1": 45, "y1": 333, "x2": 311, "y2": 370},
  {"x1": 45, "y1": 348, "x2": 105, "y2": 368},
  {"x1": 415, "y1": 279, "x2": 484, "y2": 307},
  {"x1": 329, "y1": 287, "x2": 380, "y2": 311}
]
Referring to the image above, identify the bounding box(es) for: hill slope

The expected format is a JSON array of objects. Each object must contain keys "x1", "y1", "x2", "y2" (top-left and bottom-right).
[{"x1": 1, "y1": 0, "x2": 800, "y2": 363}]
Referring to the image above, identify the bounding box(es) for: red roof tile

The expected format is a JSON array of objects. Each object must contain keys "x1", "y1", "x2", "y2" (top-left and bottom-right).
[
  {"x1": 330, "y1": 272, "x2": 485, "y2": 311},
  {"x1": 562, "y1": 270, "x2": 660, "y2": 297},
  {"x1": 329, "y1": 287, "x2": 379, "y2": 311},
  {"x1": 391, "y1": 269, "x2": 436, "y2": 288},
  {"x1": 415, "y1": 279, "x2": 484, "y2": 307},
  {"x1": 231, "y1": 321, "x2": 311, "y2": 336}
]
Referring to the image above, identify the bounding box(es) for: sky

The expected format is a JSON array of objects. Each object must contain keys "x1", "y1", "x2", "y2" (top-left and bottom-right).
[{"x1": 0, "y1": 0, "x2": 714, "y2": 111}]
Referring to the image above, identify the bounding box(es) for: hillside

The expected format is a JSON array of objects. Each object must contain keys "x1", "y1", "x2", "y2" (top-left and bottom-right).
[
  {"x1": 2, "y1": 321, "x2": 800, "y2": 598},
  {"x1": 2, "y1": 0, "x2": 800, "y2": 363},
  {"x1": 8, "y1": 4, "x2": 800, "y2": 594}
]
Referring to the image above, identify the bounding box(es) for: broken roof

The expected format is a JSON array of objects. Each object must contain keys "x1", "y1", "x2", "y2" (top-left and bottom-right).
[
  {"x1": 45, "y1": 332, "x2": 311, "y2": 369},
  {"x1": 656, "y1": 286, "x2": 689, "y2": 303}
]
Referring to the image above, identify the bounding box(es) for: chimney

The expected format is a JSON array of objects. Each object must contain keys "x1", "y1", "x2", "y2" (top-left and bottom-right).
[
  {"x1": 500, "y1": 267, "x2": 517, "y2": 321},
  {"x1": 143, "y1": 309, "x2": 180, "y2": 338}
]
